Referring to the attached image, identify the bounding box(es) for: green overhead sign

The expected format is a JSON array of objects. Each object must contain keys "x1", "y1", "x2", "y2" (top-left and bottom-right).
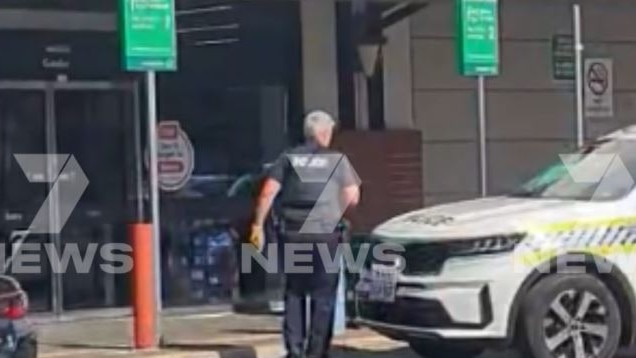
[
  {"x1": 456, "y1": 0, "x2": 500, "y2": 76},
  {"x1": 120, "y1": 0, "x2": 177, "y2": 71}
]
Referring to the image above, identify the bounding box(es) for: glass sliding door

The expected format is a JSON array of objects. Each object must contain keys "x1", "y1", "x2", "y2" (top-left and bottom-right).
[
  {"x1": 0, "y1": 87, "x2": 52, "y2": 313},
  {"x1": 54, "y1": 86, "x2": 137, "y2": 311},
  {"x1": 0, "y1": 81, "x2": 138, "y2": 315}
]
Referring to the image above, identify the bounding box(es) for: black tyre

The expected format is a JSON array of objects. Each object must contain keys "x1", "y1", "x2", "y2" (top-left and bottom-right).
[
  {"x1": 13, "y1": 335, "x2": 37, "y2": 358},
  {"x1": 519, "y1": 274, "x2": 621, "y2": 358},
  {"x1": 409, "y1": 340, "x2": 483, "y2": 358}
]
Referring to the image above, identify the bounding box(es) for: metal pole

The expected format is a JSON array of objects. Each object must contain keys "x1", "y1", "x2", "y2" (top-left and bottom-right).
[
  {"x1": 574, "y1": 4, "x2": 585, "y2": 148},
  {"x1": 478, "y1": 76, "x2": 487, "y2": 197},
  {"x1": 45, "y1": 85, "x2": 64, "y2": 316},
  {"x1": 146, "y1": 70, "x2": 162, "y2": 344},
  {"x1": 133, "y1": 82, "x2": 144, "y2": 221},
  {"x1": 354, "y1": 72, "x2": 370, "y2": 130},
  {"x1": 333, "y1": 258, "x2": 347, "y2": 336}
]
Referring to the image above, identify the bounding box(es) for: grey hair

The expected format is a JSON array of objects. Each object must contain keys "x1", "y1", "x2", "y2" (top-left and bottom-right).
[{"x1": 304, "y1": 110, "x2": 336, "y2": 140}]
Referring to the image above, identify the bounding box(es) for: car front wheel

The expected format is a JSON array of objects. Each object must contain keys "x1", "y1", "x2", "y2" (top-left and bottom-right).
[{"x1": 519, "y1": 274, "x2": 621, "y2": 358}]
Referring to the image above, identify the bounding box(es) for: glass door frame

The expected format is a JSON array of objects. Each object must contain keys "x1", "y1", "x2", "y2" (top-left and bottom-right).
[{"x1": 0, "y1": 80, "x2": 140, "y2": 317}]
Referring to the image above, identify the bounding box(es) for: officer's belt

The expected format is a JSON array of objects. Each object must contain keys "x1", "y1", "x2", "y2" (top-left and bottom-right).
[{"x1": 279, "y1": 206, "x2": 312, "y2": 224}]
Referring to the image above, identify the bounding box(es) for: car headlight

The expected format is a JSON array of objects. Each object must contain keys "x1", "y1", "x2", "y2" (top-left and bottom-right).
[{"x1": 448, "y1": 233, "x2": 526, "y2": 257}]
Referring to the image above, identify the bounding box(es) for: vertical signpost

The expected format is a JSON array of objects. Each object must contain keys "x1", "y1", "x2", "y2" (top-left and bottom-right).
[
  {"x1": 456, "y1": 0, "x2": 499, "y2": 197},
  {"x1": 573, "y1": 4, "x2": 585, "y2": 148},
  {"x1": 120, "y1": 0, "x2": 177, "y2": 349}
]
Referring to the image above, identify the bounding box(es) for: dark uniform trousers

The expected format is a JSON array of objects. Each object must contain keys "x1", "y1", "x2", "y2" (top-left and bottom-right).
[{"x1": 282, "y1": 231, "x2": 341, "y2": 358}]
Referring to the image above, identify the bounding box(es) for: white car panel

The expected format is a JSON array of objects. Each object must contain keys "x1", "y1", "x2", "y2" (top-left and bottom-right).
[{"x1": 355, "y1": 128, "x2": 636, "y2": 347}]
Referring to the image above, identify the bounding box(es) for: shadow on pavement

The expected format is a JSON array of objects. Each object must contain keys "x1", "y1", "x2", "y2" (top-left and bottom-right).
[
  {"x1": 40, "y1": 342, "x2": 131, "y2": 351},
  {"x1": 332, "y1": 347, "x2": 416, "y2": 358},
  {"x1": 330, "y1": 346, "x2": 636, "y2": 358},
  {"x1": 161, "y1": 342, "x2": 259, "y2": 358},
  {"x1": 221, "y1": 328, "x2": 281, "y2": 335},
  {"x1": 331, "y1": 347, "x2": 528, "y2": 358}
]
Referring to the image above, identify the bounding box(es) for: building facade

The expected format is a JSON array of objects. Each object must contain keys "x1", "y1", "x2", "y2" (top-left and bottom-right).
[
  {"x1": 0, "y1": 0, "x2": 306, "y2": 315},
  {"x1": 389, "y1": 0, "x2": 636, "y2": 205},
  {"x1": 2, "y1": 0, "x2": 636, "y2": 318}
]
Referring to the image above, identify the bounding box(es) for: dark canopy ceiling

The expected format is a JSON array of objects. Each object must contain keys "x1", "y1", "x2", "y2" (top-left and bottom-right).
[
  {"x1": 0, "y1": 0, "x2": 115, "y2": 12},
  {"x1": 0, "y1": 0, "x2": 236, "y2": 13}
]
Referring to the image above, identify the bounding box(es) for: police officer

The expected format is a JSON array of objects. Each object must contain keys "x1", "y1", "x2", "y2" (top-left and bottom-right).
[{"x1": 250, "y1": 110, "x2": 360, "y2": 358}]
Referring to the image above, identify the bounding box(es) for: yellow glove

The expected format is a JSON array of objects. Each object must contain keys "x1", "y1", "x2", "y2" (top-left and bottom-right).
[{"x1": 248, "y1": 224, "x2": 265, "y2": 251}]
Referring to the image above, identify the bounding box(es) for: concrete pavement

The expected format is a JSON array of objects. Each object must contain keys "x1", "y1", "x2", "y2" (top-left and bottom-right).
[
  {"x1": 34, "y1": 312, "x2": 406, "y2": 358},
  {"x1": 31, "y1": 312, "x2": 636, "y2": 358}
]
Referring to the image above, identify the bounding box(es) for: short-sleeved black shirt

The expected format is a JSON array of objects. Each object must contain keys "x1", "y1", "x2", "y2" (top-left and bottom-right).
[{"x1": 267, "y1": 143, "x2": 359, "y2": 233}]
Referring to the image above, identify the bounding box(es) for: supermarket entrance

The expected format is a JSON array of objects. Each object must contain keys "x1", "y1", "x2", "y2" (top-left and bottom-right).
[{"x1": 0, "y1": 80, "x2": 139, "y2": 315}]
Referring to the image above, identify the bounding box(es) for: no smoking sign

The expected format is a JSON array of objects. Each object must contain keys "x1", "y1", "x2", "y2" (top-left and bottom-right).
[
  {"x1": 587, "y1": 62, "x2": 609, "y2": 96},
  {"x1": 585, "y1": 58, "x2": 613, "y2": 118}
]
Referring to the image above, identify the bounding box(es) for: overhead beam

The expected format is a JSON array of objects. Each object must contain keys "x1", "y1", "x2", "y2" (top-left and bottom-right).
[
  {"x1": 382, "y1": 2, "x2": 428, "y2": 29},
  {"x1": 0, "y1": 9, "x2": 115, "y2": 31}
]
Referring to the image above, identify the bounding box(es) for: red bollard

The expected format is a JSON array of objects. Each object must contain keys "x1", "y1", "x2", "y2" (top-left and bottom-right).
[{"x1": 129, "y1": 223, "x2": 157, "y2": 349}]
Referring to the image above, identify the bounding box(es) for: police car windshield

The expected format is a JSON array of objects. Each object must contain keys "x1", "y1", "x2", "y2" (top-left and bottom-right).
[{"x1": 510, "y1": 139, "x2": 636, "y2": 201}]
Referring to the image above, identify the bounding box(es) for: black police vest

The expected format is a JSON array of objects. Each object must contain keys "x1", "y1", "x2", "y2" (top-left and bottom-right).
[{"x1": 279, "y1": 145, "x2": 344, "y2": 230}]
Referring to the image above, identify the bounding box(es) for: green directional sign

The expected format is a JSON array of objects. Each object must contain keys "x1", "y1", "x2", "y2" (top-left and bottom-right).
[
  {"x1": 552, "y1": 34, "x2": 575, "y2": 81},
  {"x1": 120, "y1": 0, "x2": 177, "y2": 71},
  {"x1": 456, "y1": 0, "x2": 500, "y2": 76}
]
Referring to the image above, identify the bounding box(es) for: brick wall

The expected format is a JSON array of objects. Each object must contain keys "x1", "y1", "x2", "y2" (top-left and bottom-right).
[{"x1": 334, "y1": 130, "x2": 423, "y2": 233}]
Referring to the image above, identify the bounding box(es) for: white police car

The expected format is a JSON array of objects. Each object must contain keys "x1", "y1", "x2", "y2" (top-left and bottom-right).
[{"x1": 355, "y1": 126, "x2": 636, "y2": 358}]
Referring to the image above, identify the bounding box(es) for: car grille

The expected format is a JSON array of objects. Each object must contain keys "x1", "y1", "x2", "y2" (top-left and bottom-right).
[
  {"x1": 400, "y1": 243, "x2": 449, "y2": 275},
  {"x1": 358, "y1": 297, "x2": 453, "y2": 328},
  {"x1": 357, "y1": 286, "x2": 493, "y2": 329},
  {"x1": 357, "y1": 236, "x2": 451, "y2": 276}
]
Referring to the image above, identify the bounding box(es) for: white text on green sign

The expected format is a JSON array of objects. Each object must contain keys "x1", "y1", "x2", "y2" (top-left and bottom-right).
[
  {"x1": 120, "y1": 0, "x2": 177, "y2": 71},
  {"x1": 456, "y1": 0, "x2": 499, "y2": 76}
]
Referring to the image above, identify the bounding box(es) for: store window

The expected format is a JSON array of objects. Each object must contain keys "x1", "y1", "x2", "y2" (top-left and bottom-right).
[{"x1": 157, "y1": 85, "x2": 289, "y2": 307}]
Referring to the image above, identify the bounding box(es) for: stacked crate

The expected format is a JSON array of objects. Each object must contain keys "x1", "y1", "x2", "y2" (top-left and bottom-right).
[{"x1": 189, "y1": 226, "x2": 237, "y2": 304}]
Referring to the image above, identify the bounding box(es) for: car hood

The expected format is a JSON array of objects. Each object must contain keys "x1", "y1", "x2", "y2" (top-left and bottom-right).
[{"x1": 372, "y1": 196, "x2": 626, "y2": 242}]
